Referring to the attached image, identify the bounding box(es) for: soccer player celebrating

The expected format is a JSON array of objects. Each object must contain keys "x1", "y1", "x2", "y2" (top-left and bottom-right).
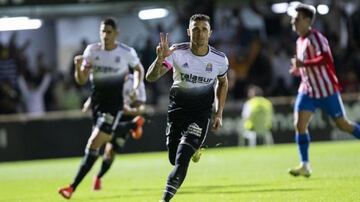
[
  {"x1": 146, "y1": 14, "x2": 228, "y2": 202},
  {"x1": 92, "y1": 72, "x2": 146, "y2": 190},
  {"x1": 288, "y1": 3, "x2": 360, "y2": 177},
  {"x1": 58, "y1": 18, "x2": 144, "y2": 199}
]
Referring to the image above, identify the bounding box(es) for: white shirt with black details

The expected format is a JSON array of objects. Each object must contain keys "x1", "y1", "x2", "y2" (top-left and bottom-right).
[{"x1": 164, "y1": 42, "x2": 228, "y2": 113}]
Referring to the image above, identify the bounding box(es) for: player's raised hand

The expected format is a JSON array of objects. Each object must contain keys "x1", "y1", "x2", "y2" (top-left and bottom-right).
[{"x1": 156, "y1": 32, "x2": 174, "y2": 59}]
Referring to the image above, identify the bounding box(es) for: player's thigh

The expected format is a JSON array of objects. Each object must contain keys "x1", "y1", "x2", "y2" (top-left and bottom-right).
[
  {"x1": 165, "y1": 116, "x2": 184, "y2": 148},
  {"x1": 86, "y1": 128, "x2": 112, "y2": 149},
  {"x1": 294, "y1": 93, "x2": 315, "y2": 131}
]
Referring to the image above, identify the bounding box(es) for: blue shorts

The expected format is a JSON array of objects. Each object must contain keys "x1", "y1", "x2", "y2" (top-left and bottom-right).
[{"x1": 294, "y1": 92, "x2": 345, "y2": 119}]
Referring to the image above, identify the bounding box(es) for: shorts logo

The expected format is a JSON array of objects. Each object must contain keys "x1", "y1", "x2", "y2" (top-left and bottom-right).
[
  {"x1": 188, "y1": 123, "x2": 202, "y2": 137},
  {"x1": 206, "y1": 63, "x2": 212, "y2": 72}
]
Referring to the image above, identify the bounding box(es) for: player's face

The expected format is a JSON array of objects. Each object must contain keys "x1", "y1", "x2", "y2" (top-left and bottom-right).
[
  {"x1": 291, "y1": 12, "x2": 310, "y2": 36},
  {"x1": 187, "y1": 20, "x2": 212, "y2": 47},
  {"x1": 100, "y1": 24, "x2": 117, "y2": 47}
]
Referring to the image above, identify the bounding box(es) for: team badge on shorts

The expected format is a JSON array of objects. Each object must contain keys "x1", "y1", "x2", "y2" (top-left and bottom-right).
[
  {"x1": 206, "y1": 63, "x2": 212, "y2": 72},
  {"x1": 188, "y1": 123, "x2": 202, "y2": 137}
]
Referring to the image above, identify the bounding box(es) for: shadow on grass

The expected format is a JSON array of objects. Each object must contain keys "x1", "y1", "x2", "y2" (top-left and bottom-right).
[
  {"x1": 80, "y1": 183, "x2": 315, "y2": 200},
  {"x1": 179, "y1": 185, "x2": 314, "y2": 195}
]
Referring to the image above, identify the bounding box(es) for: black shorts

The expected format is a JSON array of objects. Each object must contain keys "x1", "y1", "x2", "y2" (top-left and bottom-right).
[
  {"x1": 110, "y1": 115, "x2": 134, "y2": 152},
  {"x1": 166, "y1": 110, "x2": 211, "y2": 151},
  {"x1": 92, "y1": 108, "x2": 123, "y2": 135}
]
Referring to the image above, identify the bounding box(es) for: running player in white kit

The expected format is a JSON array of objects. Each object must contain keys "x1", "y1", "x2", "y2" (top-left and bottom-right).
[
  {"x1": 58, "y1": 18, "x2": 144, "y2": 199},
  {"x1": 146, "y1": 14, "x2": 229, "y2": 202}
]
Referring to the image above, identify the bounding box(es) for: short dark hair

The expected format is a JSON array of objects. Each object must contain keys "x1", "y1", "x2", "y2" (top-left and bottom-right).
[
  {"x1": 295, "y1": 4, "x2": 316, "y2": 24},
  {"x1": 101, "y1": 17, "x2": 117, "y2": 29},
  {"x1": 189, "y1": 14, "x2": 210, "y2": 24}
]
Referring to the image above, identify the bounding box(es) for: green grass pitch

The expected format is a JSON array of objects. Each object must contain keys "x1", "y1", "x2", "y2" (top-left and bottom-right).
[{"x1": 0, "y1": 141, "x2": 359, "y2": 202}]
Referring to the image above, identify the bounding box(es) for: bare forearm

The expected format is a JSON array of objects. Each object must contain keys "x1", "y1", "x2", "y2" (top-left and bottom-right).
[
  {"x1": 133, "y1": 64, "x2": 144, "y2": 89},
  {"x1": 75, "y1": 66, "x2": 89, "y2": 85},
  {"x1": 145, "y1": 57, "x2": 168, "y2": 82},
  {"x1": 216, "y1": 79, "x2": 228, "y2": 116}
]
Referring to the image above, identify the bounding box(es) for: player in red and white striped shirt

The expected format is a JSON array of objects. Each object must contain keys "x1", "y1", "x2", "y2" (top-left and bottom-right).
[{"x1": 288, "y1": 3, "x2": 360, "y2": 177}]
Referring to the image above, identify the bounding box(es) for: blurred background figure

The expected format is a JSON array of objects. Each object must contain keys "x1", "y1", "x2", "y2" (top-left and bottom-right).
[
  {"x1": 17, "y1": 71, "x2": 51, "y2": 117},
  {"x1": 240, "y1": 85, "x2": 274, "y2": 147}
]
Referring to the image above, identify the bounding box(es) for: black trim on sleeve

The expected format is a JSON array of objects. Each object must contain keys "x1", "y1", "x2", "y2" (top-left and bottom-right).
[{"x1": 217, "y1": 69, "x2": 228, "y2": 78}]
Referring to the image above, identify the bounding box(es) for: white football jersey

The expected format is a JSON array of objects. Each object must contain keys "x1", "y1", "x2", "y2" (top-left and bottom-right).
[
  {"x1": 165, "y1": 42, "x2": 228, "y2": 89},
  {"x1": 82, "y1": 42, "x2": 140, "y2": 111},
  {"x1": 164, "y1": 42, "x2": 228, "y2": 113},
  {"x1": 123, "y1": 74, "x2": 146, "y2": 106},
  {"x1": 82, "y1": 42, "x2": 140, "y2": 84}
]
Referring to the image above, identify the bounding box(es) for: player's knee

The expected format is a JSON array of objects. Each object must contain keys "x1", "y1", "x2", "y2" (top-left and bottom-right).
[
  {"x1": 294, "y1": 121, "x2": 307, "y2": 133},
  {"x1": 181, "y1": 137, "x2": 200, "y2": 151},
  {"x1": 103, "y1": 149, "x2": 115, "y2": 160},
  {"x1": 175, "y1": 143, "x2": 194, "y2": 166}
]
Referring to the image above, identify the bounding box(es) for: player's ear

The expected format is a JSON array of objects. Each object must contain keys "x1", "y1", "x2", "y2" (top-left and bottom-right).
[
  {"x1": 209, "y1": 29, "x2": 212, "y2": 37},
  {"x1": 187, "y1": 28, "x2": 190, "y2": 37}
]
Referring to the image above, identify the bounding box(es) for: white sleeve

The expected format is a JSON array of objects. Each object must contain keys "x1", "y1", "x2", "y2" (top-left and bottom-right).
[
  {"x1": 128, "y1": 48, "x2": 141, "y2": 68},
  {"x1": 218, "y1": 56, "x2": 229, "y2": 77}
]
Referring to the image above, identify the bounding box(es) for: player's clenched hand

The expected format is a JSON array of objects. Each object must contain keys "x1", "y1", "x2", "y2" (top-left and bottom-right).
[
  {"x1": 212, "y1": 115, "x2": 223, "y2": 131},
  {"x1": 156, "y1": 32, "x2": 174, "y2": 60},
  {"x1": 74, "y1": 55, "x2": 83, "y2": 67}
]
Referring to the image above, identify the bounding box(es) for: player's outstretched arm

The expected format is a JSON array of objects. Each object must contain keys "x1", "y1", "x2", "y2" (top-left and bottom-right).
[
  {"x1": 213, "y1": 75, "x2": 228, "y2": 131},
  {"x1": 74, "y1": 55, "x2": 90, "y2": 85},
  {"x1": 146, "y1": 32, "x2": 173, "y2": 82}
]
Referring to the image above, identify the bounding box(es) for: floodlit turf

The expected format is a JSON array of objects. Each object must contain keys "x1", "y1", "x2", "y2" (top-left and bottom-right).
[{"x1": 0, "y1": 141, "x2": 359, "y2": 202}]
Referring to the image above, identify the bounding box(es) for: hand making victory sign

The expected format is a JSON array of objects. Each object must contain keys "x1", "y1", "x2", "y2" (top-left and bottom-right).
[
  {"x1": 156, "y1": 32, "x2": 174, "y2": 60},
  {"x1": 145, "y1": 32, "x2": 174, "y2": 82}
]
